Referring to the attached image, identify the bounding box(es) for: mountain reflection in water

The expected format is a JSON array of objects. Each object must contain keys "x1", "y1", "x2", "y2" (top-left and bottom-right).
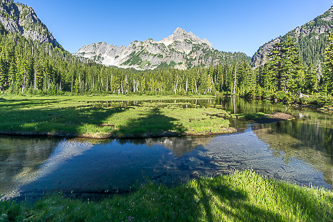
[{"x1": 121, "y1": 136, "x2": 213, "y2": 157}]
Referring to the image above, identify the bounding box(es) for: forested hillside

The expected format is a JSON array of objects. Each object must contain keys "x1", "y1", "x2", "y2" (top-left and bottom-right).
[{"x1": 252, "y1": 6, "x2": 333, "y2": 68}]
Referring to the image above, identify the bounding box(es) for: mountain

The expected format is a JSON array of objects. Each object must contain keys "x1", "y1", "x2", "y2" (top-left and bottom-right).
[
  {"x1": 0, "y1": 0, "x2": 60, "y2": 47},
  {"x1": 75, "y1": 27, "x2": 250, "y2": 70},
  {"x1": 252, "y1": 5, "x2": 333, "y2": 67}
]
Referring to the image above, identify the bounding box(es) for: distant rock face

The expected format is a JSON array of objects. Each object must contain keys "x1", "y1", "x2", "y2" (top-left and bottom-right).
[
  {"x1": 252, "y1": 6, "x2": 333, "y2": 67},
  {"x1": 252, "y1": 39, "x2": 281, "y2": 68},
  {"x1": 75, "y1": 27, "x2": 249, "y2": 70},
  {"x1": 158, "y1": 27, "x2": 213, "y2": 49},
  {"x1": 0, "y1": 0, "x2": 59, "y2": 46}
]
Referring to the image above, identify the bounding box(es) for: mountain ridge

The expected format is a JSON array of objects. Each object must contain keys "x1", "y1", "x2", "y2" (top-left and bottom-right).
[
  {"x1": 0, "y1": 0, "x2": 60, "y2": 47},
  {"x1": 252, "y1": 5, "x2": 333, "y2": 67},
  {"x1": 75, "y1": 27, "x2": 250, "y2": 70}
]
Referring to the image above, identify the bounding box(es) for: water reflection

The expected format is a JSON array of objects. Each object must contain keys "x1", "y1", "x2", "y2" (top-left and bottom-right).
[
  {"x1": 120, "y1": 136, "x2": 213, "y2": 156},
  {"x1": 22, "y1": 137, "x2": 213, "y2": 194},
  {"x1": 215, "y1": 96, "x2": 288, "y2": 114},
  {"x1": 253, "y1": 120, "x2": 333, "y2": 186},
  {"x1": 0, "y1": 136, "x2": 58, "y2": 198},
  {"x1": 1, "y1": 128, "x2": 331, "y2": 201}
]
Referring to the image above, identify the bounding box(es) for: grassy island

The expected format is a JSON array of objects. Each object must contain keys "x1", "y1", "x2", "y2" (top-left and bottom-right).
[{"x1": 0, "y1": 95, "x2": 236, "y2": 138}]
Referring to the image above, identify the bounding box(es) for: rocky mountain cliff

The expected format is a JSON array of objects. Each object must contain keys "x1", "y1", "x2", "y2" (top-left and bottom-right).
[
  {"x1": 252, "y1": 5, "x2": 333, "y2": 67},
  {"x1": 75, "y1": 27, "x2": 250, "y2": 70},
  {"x1": 0, "y1": 0, "x2": 60, "y2": 47}
]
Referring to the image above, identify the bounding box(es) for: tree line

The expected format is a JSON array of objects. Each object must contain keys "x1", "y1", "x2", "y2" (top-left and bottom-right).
[{"x1": 0, "y1": 31, "x2": 332, "y2": 100}]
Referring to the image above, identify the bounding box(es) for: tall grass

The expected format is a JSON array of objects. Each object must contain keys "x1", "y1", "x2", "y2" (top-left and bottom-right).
[{"x1": 1, "y1": 170, "x2": 332, "y2": 221}]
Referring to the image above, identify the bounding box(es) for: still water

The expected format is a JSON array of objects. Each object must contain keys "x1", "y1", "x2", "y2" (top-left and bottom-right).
[{"x1": 0, "y1": 97, "x2": 332, "y2": 200}]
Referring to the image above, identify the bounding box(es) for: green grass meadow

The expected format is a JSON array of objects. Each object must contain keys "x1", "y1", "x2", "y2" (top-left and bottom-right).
[
  {"x1": 0, "y1": 95, "x2": 233, "y2": 138},
  {"x1": 1, "y1": 170, "x2": 332, "y2": 222}
]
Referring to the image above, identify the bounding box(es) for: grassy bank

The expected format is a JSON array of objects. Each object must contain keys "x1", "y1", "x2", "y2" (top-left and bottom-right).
[
  {"x1": 1, "y1": 170, "x2": 332, "y2": 221},
  {"x1": 0, "y1": 95, "x2": 235, "y2": 138}
]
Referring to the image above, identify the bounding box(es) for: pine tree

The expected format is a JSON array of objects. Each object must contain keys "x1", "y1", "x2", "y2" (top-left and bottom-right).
[
  {"x1": 35, "y1": 59, "x2": 44, "y2": 90},
  {"x1": 8, "y1": 59, "x2": 17, "y2": 92},
  {"x1": 281, "y1": 36, "x2": 304, "y2": 94},
  {"x1": 323, "y1": 33, "x2": 333, "y2": 93},
  {"x1": 266, "y1": 36, "x2": 304, "y2": 95},
  {"x1": 267, "y1": 41, "x2": 283, "y2": 91},
  {"x1": 304, "y1": 64, "x2": 319, "y2": 93},
  {"x1": 0, "y1": 58, "x2": 7, "y2": 91},
  {"x1": 261, "y1": 64, "x2": 276, "y2": 95}
]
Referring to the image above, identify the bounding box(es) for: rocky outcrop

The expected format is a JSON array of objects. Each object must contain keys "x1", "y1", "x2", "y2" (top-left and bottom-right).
[
  {"x1": 0, "y1": 0, "x2": 59, "y2": 47},
  {"x1": 252, "y1": 5, "x2": 333, "y2": 67},
  {"x1": 75, "y1": 27, "x2": 249, "y2": 70},
  {"x1": 252, "y1": 38, "x2": 281, "y2": 68}
]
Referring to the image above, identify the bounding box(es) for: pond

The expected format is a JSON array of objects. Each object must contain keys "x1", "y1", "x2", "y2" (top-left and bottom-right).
[{"x1": 0, "y1": 97, "x2": 332, "y2": 201}]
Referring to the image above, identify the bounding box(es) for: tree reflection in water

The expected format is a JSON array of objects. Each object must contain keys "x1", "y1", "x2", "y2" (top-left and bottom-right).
[{"x1": 252, "y1": 117, "x2": 333, "y2": 186}]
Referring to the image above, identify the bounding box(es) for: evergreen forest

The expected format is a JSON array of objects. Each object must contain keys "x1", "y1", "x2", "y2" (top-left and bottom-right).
[{"x1": 0, "y1": 30, "x2": 332, "y2": 104}]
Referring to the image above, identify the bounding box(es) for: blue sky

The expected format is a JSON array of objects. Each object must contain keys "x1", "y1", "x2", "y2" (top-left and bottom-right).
[{"x1": 19, "y1": 0, "x2": 332, "y2": 56}]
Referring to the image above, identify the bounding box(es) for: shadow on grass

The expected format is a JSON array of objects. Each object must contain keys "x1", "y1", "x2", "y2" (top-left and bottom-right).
[
  {"x1": 0, "y1": 102, "x2": 126, "y2": 136},
  {"x1": 191, "y1": 178, "x2": 284, "y2": 221},
  {"x1": 3, "y1": 171, "x2": 333, "y2": 221},
  {"x1": 0, "y1": 99, "x2": 65, "y2": 108},
  {"x1": 116, "y1": 108, "x2": 187, "y2": 137},
  {"x1": 0, "y1": 99, "x2": 189, "y2": 138},
  {"x1": 139, "y1": 174, "x2": 331, "y2": 221}
]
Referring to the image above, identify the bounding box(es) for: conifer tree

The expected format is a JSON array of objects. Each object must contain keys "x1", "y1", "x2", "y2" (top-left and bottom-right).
[
  {"x1": 8, "y1": 59, "x2": 16, "y2": 92},
  {"x1": 35, "y1": 59, "x2": 44, "y2": 90},
  {"x1": 304, "y1": 64, "x2": 319, "y2": 93},
  {"x1": 281, "y1": 36, "x2": 304, "y2": 94},
  {"x1": 267, "y1": 36, "x2": 304, "y2": 95},
  {"x1": 323, "y1": 33, "x2": 333, "y2": 93},
  {"x1": 0, "y1": 58, "x2": 7, "y2": 91},
  {"x1": 267, "y1": 41, "x2": 283, "y2": 91}
]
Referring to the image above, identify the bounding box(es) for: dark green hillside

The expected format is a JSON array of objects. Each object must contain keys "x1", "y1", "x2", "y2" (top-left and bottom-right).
[{"x1": 252, "y1": 6, "x2": 333, "y2": 68}]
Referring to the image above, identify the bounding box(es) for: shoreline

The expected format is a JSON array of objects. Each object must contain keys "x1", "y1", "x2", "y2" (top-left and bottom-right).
[
  {"x1": 0, "y1": 112, "x2": 294, "y2": 140},
  {"x1": 0, "y1": 127, "x2": 238, "y2": 139}
]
